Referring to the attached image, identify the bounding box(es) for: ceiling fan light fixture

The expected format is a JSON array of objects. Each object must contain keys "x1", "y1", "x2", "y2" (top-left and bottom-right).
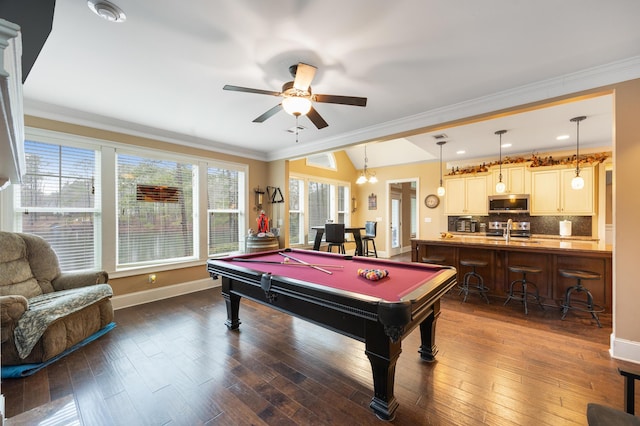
[
  {"x1": 87, "y1": 0, "x2": 126, "y2": 23},
  {"x1": 282, "y1": 96, "x2": 312, "y2": 116}
]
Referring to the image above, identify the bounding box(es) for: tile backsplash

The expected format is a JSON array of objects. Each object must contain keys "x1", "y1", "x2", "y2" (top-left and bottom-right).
[{"x1": 448, "y1": 214, "x2": 592, "y2": 237}]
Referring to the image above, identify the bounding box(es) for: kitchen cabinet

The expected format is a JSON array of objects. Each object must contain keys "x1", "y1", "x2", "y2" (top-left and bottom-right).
[
  {"x1": 444, "y1": 174, "x2": 488, "y2": 215},
  {"x1": 412, "y1": 238, "x2": 612, "y2": 311},
  {"x1": 530, "y1": 166, "x2": 594, "y2": 215},
  {"x1": 490, "y1": 165, "x2": 528, "y2": 195}
]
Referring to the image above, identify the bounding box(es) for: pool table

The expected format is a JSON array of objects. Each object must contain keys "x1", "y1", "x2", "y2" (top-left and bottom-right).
[{"x1": 206, "y1": 248, "x2": 457, "y2": 420}]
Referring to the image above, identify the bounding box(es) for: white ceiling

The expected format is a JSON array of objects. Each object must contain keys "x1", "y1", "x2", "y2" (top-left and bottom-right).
[{"x1": 22, "y1": 0, "x2": 640, "y2": 167}]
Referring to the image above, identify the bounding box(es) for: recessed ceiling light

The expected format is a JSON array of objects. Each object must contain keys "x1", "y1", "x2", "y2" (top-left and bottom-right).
[
  {"x1": 456, "y1": 150, "x2": 466, "y2": 155},
  {"x1": 87, "y1": 0, "x2": 126, "y2": 23},
  {"x1": 556, "y1": 134, "x2": 570, "y2": 141}
]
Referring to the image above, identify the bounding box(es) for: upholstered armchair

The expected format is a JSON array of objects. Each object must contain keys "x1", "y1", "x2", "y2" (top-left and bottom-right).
[{"x1": 0, "y1": 231, "x2": 114, "y2": 367}]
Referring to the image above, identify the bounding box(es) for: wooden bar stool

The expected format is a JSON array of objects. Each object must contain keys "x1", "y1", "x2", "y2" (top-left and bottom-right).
[
  {"x1": 504, "y1": 265, "x2": 544, "y2": 315},
  {"x1": 362, "y1": 221, "x2": 378, "y2": 257},
  {"x1": 458, "y1": 259, "x2": 490, "y2": 303},
  {"x1": 559, "y1": 269, "x2": 604, "y2": 327}
]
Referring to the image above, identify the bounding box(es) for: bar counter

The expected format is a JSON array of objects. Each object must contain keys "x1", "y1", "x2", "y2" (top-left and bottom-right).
[{"x1": 411, "y1": 235, "x2": 612, "y2": 311}]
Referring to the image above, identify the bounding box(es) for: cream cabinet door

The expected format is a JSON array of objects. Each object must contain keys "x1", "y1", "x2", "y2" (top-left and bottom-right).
[
  {"x1": 465, "y1": 176, "x2": 488, "y2": 215},
  {"x1": 561, "y1": 167, "x2": 594, "y2": 214},
  {"x1": 444, "y1": 177, "x2": 466, "y2": 215},
  {"x1": 531, "y1": 169, "x2": 561, "y2": 214}
]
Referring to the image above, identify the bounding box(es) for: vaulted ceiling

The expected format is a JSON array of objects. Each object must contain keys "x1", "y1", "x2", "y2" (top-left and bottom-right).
[{"x1": 19, "y1": 0, "x2": 640, "y2": 165}]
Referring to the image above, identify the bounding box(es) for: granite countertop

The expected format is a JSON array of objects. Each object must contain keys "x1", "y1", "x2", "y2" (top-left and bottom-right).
[{"x1": 418, "y1": 234, "x2": 612, "y2": 253}]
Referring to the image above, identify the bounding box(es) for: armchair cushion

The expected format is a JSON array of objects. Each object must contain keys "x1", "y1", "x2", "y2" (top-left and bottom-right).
[
  {"x1": 14, "y1": 284, "x2": 112, "y2": 359},
  {"x1": 0, "y1": 232, "x2": 43, "y2": 298}
]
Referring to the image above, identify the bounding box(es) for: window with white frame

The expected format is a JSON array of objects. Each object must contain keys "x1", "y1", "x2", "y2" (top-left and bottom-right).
[
  {"x1": 289, "y1": 178, "x2": 304, "y2": 245},
  {"x1": 289, "y1": 176, "x2": 350, "y2": 245},
  {"x1": 14, "y1": 140, "x2": 101, "y2": 271},
  {"x1": 116, "y1": 152, "x2": 196, "y2": 268},
  {"x1": 207, "y1": 166, "x2": 245, "y2": 256}
]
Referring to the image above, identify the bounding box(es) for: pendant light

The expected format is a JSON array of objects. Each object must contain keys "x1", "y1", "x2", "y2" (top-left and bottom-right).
[
  {"x1": 356, "y1": 144, "x2": 377, "y2": 184},
  {"x1": 495, "y1": 130, "x2": 507, "y2": 193},
  {"x1": 570, "y1": 116, "x2": 587, "y2": 190},
  {"x1": 436, "y1": 141, "x2": 446, "y2": 196}
]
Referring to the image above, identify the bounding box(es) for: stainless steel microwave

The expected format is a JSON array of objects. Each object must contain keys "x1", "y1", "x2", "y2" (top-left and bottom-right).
[{"x1": 488, "y1": 194, "x2": 530, "y2": 213}]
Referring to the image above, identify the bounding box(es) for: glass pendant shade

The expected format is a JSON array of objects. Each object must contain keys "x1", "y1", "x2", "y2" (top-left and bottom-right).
[
  {"x1": 356, "y1": 174, "x2": 368, "y2": 185},
  {"x1": 495, "y1": 180, "x2": 506, "y2": 193},
  {"x1": 437, "y1": 185, "x2": 445, "y2": 197},
  {"x1": 571, "y1": 175, "x2": 585, "y2": 190}
]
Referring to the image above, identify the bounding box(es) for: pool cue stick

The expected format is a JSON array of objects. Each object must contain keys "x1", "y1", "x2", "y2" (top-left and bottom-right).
[
  {"x1": 230, "y1": 259, "x2": 342, "y2": 268},
  {"x1": 278, "y1": 252, "x2": 333, "y2": 275}
]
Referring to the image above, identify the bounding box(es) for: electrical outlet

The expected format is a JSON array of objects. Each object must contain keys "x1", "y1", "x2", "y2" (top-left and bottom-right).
[{"x1": 148, "y1": 274, "x2": 157, "y2": 284}]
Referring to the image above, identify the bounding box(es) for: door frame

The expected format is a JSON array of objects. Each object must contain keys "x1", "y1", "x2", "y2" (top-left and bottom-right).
[{"x1": 386, "y1": 177, "x2": 419, "y2": 257}]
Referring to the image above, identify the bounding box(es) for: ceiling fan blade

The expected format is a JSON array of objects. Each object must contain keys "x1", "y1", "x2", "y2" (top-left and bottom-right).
[
  {"x1": 252, "y1": 104, "x2": 282, "y2": 123},
  {"x1": 306, "y1": 106, "x2": 328, "y2": 129},
  {"x1": 293, "y1": 63, "x2": 317, "y2": 92},
  {"x1": 314, "y1": 94, "x2": 367, "y2": 107},
  {"x1": 223, "y1": 85, "x2": 282, "y2": 97}
]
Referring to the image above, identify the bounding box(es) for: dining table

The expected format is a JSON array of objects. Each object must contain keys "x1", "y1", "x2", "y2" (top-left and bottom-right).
[{"x1": 311, "y1": 225, "x2": 366, "y2": 256}]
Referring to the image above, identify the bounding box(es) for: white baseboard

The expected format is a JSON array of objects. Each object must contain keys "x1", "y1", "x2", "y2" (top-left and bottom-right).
[
  {"x1": 111, "y1": 278, "x2": 220, "y2": 310},
  {"x1": 610, "y1": 333, "x2": 640, "y2": 364}
]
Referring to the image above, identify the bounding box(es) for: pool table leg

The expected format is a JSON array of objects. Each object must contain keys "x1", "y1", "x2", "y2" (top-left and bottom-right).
[
  {"x1": 365, "y1": 324, "x2": 402, "y2": 421},
  {"x1": 222, "y1": 278, "x2": 242, "y2": 330},
  {"x1": 418, "y1": 301, "x2": 441, "y2": 362}
]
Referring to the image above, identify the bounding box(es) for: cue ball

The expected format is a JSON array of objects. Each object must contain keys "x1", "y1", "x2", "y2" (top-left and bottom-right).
[{"x1": 283, "y1": 258, "x2": 290, "y2": 263}]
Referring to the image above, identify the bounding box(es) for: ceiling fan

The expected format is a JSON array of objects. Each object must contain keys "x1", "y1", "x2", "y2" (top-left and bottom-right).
[{"x1": 223, "y1": 62, "x2": 367, "y2": 129}]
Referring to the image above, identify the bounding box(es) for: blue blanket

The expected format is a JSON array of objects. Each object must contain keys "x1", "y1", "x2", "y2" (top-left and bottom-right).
[{"x1": 2, "y1": 322, "x2": 116, "y2": 379}]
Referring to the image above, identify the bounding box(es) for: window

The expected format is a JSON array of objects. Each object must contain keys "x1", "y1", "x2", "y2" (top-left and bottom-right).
[
  {"x1": 116, "y1": 152, "x2": 196, "y2": 268},
  {"x1": 305, "y1": 152, "x2": 336, "y2": 170},
  {"x1": 14, "y1": 140, "x2": 101, "y2": 271},
  {"x1": 289, "y1": 178, "x2": 304, "y2": 245},
  {"x1": 289, "y1": 176, "x2": 350, "y2": 245},
  {"x1": 207, "y1": 166, "x2": 245, "y2": 256}
]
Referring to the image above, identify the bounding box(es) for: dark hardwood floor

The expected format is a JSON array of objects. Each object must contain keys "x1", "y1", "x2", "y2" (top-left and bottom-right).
[{"x1": 2, "y1": 252, "x2": 633, "y2": 425}]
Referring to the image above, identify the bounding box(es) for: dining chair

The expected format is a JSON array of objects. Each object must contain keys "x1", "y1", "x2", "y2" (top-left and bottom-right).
[{"x1": 325, "y1": 223, "x2": 346, "y2": 254}]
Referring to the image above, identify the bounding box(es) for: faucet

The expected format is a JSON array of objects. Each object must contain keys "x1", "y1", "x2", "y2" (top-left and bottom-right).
[{"x1": 505, "y1": 218, "x2": 512, "y2": 242}]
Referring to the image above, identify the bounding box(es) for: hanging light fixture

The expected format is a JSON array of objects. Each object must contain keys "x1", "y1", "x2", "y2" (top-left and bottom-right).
[
  {"x1": 356, "y1": 144, "x2": 377, "y2": 184},
  {"x1": 570, "y1": 116, "x2": 587, "y2": 190},
  {"x1": 281, "y1": 95, "x2": 312, "y2": 117},
  {"x1": 495, "y1": 130, "x2": 507, "y2": 193},
  {"x1": 436, "y1": 141, "x2": 446, "y2": 196}
]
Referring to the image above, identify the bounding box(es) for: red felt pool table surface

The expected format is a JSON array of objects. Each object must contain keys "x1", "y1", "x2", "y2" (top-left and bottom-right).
[{"x1": 223, "y1": 249, "x2": 446, "y2": 302}]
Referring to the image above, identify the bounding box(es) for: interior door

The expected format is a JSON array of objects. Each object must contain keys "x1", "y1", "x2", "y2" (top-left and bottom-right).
[{"x1": 389, "y1": 193, "x2": 402, "y2": 256}]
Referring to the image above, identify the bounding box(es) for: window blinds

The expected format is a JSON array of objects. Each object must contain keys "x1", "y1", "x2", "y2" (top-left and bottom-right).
[
  {"x1": 116, "y1": 153, "x2": 195, "y2": 267},
  {"x1": 16, "y1": 140, "x2": 100, "y2": 271}
]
